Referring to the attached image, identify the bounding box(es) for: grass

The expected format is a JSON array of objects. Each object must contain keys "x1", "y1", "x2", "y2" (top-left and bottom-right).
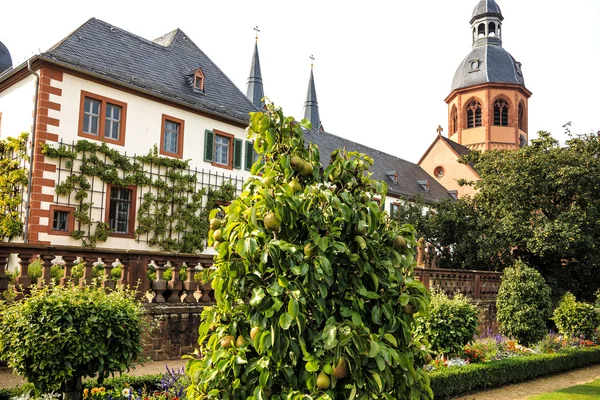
[{"x1": 529, "y1": 378, "x2": 600, "y2": 399}]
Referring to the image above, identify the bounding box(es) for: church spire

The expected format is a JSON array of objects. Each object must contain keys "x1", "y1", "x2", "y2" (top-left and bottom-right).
[
  {"x1": 303, "y1": 55, "x2": 322, "y2": 131},
  {"x1": 470, "y1": 0, "x2": 504, "y2": 47},
  {"x1": 246, "y1": 26, "x2": 264, "y2": 109}
]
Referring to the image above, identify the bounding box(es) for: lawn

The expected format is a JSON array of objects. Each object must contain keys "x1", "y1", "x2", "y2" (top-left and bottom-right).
[{"x1": 530, "y1": 378, "x2": 600, "y2": 399}]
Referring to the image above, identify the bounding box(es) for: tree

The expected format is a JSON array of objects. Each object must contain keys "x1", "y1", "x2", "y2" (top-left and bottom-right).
[
  {"x1": 0, "y1": 285, "x2": 143, "y2": 397},
  {"x1": 185, "y1": 102, "x2": 432, "y2": 399},
  {"x1": 393, "y1": 197, "x2": 507, "y2": 270},
  {"x1": 462, "y1": 129, "x2": 600, "y2": 300},
  {"x1": 496, "y1": 260, "x2": 552, "y2": 346}
]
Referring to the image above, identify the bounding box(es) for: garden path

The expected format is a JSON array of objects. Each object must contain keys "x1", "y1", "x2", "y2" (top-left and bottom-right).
[
  {"x1": 454, "y1": 364, "x2": 600, "y2": 400},
  {"x1": 0, "y1": 359, "x2": 188, "y2": 388}
]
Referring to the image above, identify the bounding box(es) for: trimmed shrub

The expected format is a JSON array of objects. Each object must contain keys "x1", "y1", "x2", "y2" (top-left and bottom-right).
[
  {"x1": 415, "y1": 288, "x2": 478, "y2": 356},
  {"x1": 553, "y1": 292, "x2": 600, "y2": 340},
  {"x1": 0, "y1": 285, "x2": 143, "y2": 393},
  {"x1": 496, "y1": 260, "x2": 552, "y2": 346},
  {"x1": 429, "y1": 347, "x2": 600, "y2": 399}
]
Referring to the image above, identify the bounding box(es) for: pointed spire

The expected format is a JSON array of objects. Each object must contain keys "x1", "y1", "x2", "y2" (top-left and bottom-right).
[
  {"x1": 246, "y1": 26, "x2": 264, "y2": 109},
  {"x1": 304, "y1": 55, "x2": 322, "y2": 131}
]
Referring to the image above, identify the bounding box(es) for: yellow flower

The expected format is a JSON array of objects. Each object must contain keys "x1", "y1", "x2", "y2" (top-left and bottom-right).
[{"x1": 83, "y1": 389, "x2": 89, "y2": 399}]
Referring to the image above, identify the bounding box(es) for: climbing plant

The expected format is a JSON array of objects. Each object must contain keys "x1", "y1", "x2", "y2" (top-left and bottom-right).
[
  {"x1": 186, "y1": 102, "x2": 432, "y2": 399},
  {"x1": 0, "y1": 133, "x2": 28, "y2": 241},
  {"x1": 42, "y1": 140, "x2": 236, "y2": 250}
]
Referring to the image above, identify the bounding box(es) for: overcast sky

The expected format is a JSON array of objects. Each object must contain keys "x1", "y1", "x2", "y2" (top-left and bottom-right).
[{"x1": 1, "y1": 0, "x2": 599, "y2": 163}]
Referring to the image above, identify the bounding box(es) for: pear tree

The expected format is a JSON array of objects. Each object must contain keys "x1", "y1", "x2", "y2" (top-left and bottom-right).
[{"x1": 186, "y1": 102, "x2": 432, "y2": 399}]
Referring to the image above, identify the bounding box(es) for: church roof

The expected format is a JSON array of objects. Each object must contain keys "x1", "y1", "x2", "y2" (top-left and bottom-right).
[
  {"x1": 40, "y1": 18, "x2": 257, "y2": 124},
  {"x1": 471, "y1": 0, "x2": 503, "y2": 23},
  {"x1": 304, "y1": 69, "x2": 321, "y2": 130},
  {"x1": 0, "y1": 40, "x2": 12, "y2": 75},
  {"x1": 246, "y1": 42, "x2": 264, "y2": 109},
  {"x1": 441, "y1": 136, "x2": 471, "y2": 157},
  {"x1": 451, "y1": 43, "x2": 524, "y2": 91},
  {"x1": 305, "y1": 129, "x2": 453, "y2": 202}
]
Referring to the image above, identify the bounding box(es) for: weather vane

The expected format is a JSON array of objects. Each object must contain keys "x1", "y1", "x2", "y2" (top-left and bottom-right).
[
  {"x1": 254, "y1": 26, "x2": 260, "y2": 42},
  {"x1": 310, "y1": 54, "x2": 315, "y2": 69}
]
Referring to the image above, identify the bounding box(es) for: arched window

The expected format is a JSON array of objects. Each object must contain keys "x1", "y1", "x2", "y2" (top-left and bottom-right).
[
  {"x1": 477, "y1": 23, "x2": 486, "y2": 38},
  {"x1": 193, "y1": 68, "x2": 205, "y2": 92},
  {"x1": 451, "y1": 106, "x2": 458, "y2": 134},
  {"x1": 466, "y1": 100, "x2": 482, "y2": 128},
  {"x1": 488, "y1": 22, "x2": 496, "y2": 37},
  {"x1": 518, "y1": 102, "x2": 525, "y2": 130},
  {"x1": 493, "y1": 98, "x2": 509, "y2": 126}
]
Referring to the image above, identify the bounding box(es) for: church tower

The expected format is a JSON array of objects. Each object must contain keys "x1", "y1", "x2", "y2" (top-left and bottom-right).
[
  {"x1": 445, "y1": 0, "x2": 531, "y2": 151},
  {"x1": 246, "y1": 27, "x2": 264, "y2": 109},
  {"x1": 304, "y1": 58, "x2": 322, "y2": 131}
]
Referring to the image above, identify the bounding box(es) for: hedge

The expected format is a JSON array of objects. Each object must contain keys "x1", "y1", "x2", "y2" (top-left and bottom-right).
[
  {"x1": 0, "y1": 374, "x2": 163, "y2": 400},
  {"x1": 430, "y1": 347, "x2": 600, "y2": 399}
]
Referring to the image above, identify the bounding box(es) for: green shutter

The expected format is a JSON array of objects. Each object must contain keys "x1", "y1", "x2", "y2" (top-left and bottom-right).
[
  {"x1": 204, "y1": 130, "x2": 214, "y2": 162},
  {"x1": 245, "y1": 141, "x2": 254, "y2": 171},
  {"x1": 233, "y1": 138, "x2": 243, "y2": 169}
]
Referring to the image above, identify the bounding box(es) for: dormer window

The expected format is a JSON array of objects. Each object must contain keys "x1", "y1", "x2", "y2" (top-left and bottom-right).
[{"x1": 193, "y1": 69, "x2": 205, "y2": 92}]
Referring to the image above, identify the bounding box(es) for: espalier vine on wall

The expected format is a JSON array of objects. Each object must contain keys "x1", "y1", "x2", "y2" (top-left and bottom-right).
[
  {"x1": 42, "y1": 140, "x2": 235, "y2": 250},
  {"x1": 0, "y1": 133, "x2": 28, "y2": 241}
]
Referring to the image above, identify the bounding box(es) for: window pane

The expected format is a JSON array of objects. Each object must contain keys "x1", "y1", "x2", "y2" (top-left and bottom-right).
[
  {"x1": 214, "y1": 135, "x2": 230, "y2": 165},
  {"x1": 109, "y1": 187, "x2": 132, "y2": 234},
  {"x1": 83, "y1": 98, "x2": 101, "y2": 135},
  {"x1": 104, "y1": 104, "x2": 121, "y2": 140},
  {"x1": 52, "y1": 210, "x2": 69, "y2": 231},
  {"x1": 163, "y1": 121, "x2": 179, "y2": 153}
]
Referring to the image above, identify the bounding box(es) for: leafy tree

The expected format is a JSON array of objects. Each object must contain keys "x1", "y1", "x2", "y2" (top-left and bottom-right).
[
  {"x1": 0, "y1": 285, "x2": 143, "y2": 397},
  {"x1": 185, "y1": 102, "x2": 432, "y2": 399},
  {"x1": 496, "y1": 260, "x2": 552, "y2": 346},
  {"x1": 461, "y1": 129, "x2": 600, "y2": 301},
  {"x1": 393, "y1": 197, "x2": 506, "y2": 270}
]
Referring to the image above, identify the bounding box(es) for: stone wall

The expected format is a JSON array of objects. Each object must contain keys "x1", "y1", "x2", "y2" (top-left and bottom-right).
[{"x1": 141, "y1": 303, "x2": 205, "y2": 361}]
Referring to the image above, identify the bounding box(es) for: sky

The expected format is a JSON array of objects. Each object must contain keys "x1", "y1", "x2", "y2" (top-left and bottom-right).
[{"x1": 1, "y1": 0, "x2": 599, "y2": 163}]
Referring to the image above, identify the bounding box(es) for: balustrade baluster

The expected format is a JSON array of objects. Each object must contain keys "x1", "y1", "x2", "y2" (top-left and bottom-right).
[
  {"x1": 39, "y1": 254, "x2": 54, "y2": 287},
  {"x1": 60, "y1": 256, "x2": 77, "y2": 286},
  {"x1": 79, "y1": 257, "x2": 92, "y2": 286},
  {"x1": 183, "y1": 262, "x2": 199, "y2": 303},
  {"x1": 167, "y1": 262, "x2": 182, "y2": 303},
  {"x1": 152, "y1": 261, "x2": 167, "y2": 303},
  {"x1": 0, "y1": 250, "x2": 9, "y2": 293}
]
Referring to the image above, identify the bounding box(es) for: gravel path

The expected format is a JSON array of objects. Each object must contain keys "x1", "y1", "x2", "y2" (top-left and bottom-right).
[
  {"x1": 454, "y1": 364, "x2": 600, "y2": 400},
  {"x1": 2, "y1": 361, "x2": 599, "y2": 399},
  {"x1": 0, "y1": 359, "x2": 188, "y2": 388}
]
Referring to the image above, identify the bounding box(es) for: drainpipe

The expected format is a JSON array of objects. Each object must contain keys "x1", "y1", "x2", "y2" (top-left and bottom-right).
[{"x1": 23, "y1": 60, "x2": 40, "y2": 243}]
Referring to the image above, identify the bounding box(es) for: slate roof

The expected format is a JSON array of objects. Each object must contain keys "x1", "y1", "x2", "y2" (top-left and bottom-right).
[
  {"x1": 246, "y1": 42, "x2": 264, "y2": 109},
  {"x1": 40, "y1": 18, "x2": 257, "y2": 124},
  {"x1": 0, "y1": 41, "x2": 12, "y2": 75},
  {"x1": 304, "y1": 69, "x2": 321, "y2": 130},
  {"x1": 304, "y1": 129, "x2": 453, "y2": 202},
  {"x1": 441, "y1": 136, "x2": 471, "y2": 157},
  {"x1": 451, "y1": 40, "x2": 524, "y2": 91},
  {"x1": 471, "y1": 0, "x2": 503, "y2": 23}
]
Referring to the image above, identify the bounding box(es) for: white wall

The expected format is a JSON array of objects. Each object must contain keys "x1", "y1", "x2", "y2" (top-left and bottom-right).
[
  {"x1": 56, "y1": 73, "x2": 254, "y2": 175},
  {"x1": 0, "y1": 75, "x2": 37, "y2": 139}
]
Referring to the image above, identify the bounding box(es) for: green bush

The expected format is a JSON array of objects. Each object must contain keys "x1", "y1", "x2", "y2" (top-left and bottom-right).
[
  {"x1": 82, "y1": 373, "x2": 164, "y2": 392},
  {"x1": 496, "y1": 260, "x2": 552, "y2": 346},
  {"x1": 415, "y1": 289, "x2": 478, "y2": 356},
  {"x1": 0, "y1": 284, "x2": 143, "y2": 393},
  {"x1": 429, "y1": 347, "x2": 600, "y2": 399},
  {"x1": 553, "y1": 292, "x2": 600, "y2": 340}
]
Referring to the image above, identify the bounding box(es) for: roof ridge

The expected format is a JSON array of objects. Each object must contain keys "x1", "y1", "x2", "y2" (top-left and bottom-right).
[
  {"x1": 313, "y1": 129, "x2": 420, "y2": 168},
  {"x1": 175, "y1": 31, "x2": 258, "y2": 111}
]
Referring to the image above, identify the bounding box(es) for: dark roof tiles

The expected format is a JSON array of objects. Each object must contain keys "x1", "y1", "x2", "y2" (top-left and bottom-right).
[
  {"x1": 305, "y1": 129, "x2": 453, "y2": 202},
  {"x1": 42, "y1": 18, "x2": 257, "y2": 124},
  {"x1": 0, "y1": 41, "x2": 12, "y2": 74},
  {"x1": 451, "y1": 43, "x2": 524, "y2": 91}
]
